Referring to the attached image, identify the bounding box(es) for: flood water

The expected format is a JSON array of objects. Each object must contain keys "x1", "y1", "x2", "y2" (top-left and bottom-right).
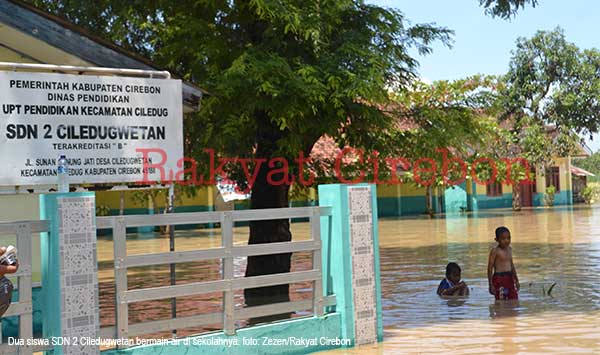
[
  {"x1": 96, "y1": 206, "x2": 600, "y2": 353},
  {"x1": 320, "y1": 206, "x2": 600, "y2": 354},
  {"x1": 95, "y1": 221, "x2": 315, "y2": 339}
]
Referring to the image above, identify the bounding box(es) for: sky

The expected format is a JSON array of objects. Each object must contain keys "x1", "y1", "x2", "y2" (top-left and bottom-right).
[{"x1": 369, "y1": 0, "x2": 600, "y2": 152}]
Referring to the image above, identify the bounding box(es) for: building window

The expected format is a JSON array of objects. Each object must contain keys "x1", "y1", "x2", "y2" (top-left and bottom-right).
[
  {"x1": 546, "y1": 167, "x2": 560, "y2": 192},
  {"x1": 486, "y1": 181, "x2": 503, "y2": 196}
]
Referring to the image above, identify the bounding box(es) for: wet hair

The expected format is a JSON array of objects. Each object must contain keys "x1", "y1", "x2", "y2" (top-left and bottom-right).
[
  {"x1": 445, "y1": 262, "x2": 461, "y2": 277},
  {"x1": 495, "y1": 226, "x2": 510, "y2": 239}
]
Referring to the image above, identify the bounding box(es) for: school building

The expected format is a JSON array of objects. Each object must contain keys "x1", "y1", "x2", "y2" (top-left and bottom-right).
[
  {"x1": 379, "y1": 156, "x2": 591, "y2": 216},
  {"x1": 94, "y1": 149, "x2": 593, "y2": 220}
]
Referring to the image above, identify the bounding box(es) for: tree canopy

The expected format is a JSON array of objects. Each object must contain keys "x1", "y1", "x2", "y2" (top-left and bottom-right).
[
  {"x1": 25, "y1": 0, "x2": 545, "y2": 181},
  {"x1": 500, "y1": 28, "x2": 600, "y2": 136},
  {"x1": 25, "y1": 0, "x2": 547, "y2": 307},
  {"x1": 29, "y1": 1, "x2": 455, "y2": 174},
  {"x1": 498, "y1": 27, "x2": 599, "y2": 173},
  {"x1": 576, "y1": 151, "x2": 600, "y2": 182},
  {"x1": 479, "y1": 0, "x2": 538, "y2": 19},
  {"x1": 484, "y1": 27, "x2": 598, "y2": 209}
]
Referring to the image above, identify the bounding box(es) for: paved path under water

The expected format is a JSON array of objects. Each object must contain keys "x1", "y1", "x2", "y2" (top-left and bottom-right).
[{"x1": 319, "y1": 206, "x2": 600, "y2": 354}]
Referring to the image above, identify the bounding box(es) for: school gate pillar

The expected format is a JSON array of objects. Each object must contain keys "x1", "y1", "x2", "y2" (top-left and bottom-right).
[
  {"x1": 318, "y1": 184, "x2": 383, "y2": 345},
  {"x1": 40, "y1": 192, "x2": 100, "y2": 355}
]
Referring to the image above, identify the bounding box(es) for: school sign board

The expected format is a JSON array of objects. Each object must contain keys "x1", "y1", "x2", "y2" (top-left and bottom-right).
[{"x1": 0, "y1": 71, "x2": 183, "y2": 185}]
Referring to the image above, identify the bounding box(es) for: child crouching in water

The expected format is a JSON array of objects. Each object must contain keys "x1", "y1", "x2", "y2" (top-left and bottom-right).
[{"x1": 437, "y1": 262, "x2": 469, "y2": 297}]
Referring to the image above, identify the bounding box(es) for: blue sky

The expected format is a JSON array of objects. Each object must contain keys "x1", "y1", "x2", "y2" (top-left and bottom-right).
[{"x1": 369, "y1": 0, "x2": 600, "y2": 152}]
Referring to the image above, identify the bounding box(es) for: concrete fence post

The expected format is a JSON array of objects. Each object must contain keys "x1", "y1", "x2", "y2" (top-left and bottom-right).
[
  {"x1": 318, "y1": 184, "x2": 383, "y2": 346},
  {"x1": 40, "y1": 192, "x2": 100, "y2": 355}
]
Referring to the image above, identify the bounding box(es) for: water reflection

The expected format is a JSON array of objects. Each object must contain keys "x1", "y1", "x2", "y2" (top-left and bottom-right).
[
  {"x1": 381, "y1": 240, "x2": 600, "y2": 329},
  {"x1": 489, "y1": 300, "x2": 520, "y2": 318},
  {"x1": 445, "y1": 298, "x2": 467, "y2": 308}
]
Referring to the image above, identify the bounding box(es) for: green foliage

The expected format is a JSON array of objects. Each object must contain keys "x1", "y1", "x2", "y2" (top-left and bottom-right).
[
  {"x1": 485, "y1": 116, "x2": 578, "y2": 182},
  {"x1": 390, "y1": 76, "x2": 501, "y2": 185},
  {"x1": 479, "y1": 0, "x2": 538, "y2": 19},
  {"x1": 95, "y1": 204, "x2": 111, "y2": 216},
  {"x1": 24, "y1": 1, "x2": 541, "y2": 177},
  {"x1": 24, "y1": 1, "x2": 544, "y2": 214},
  {"x1": 576, "y1": 152, "x2": 600, "y2": 182},
  {"x1": 500, "y1": 28, "x2": 600, "y2": 136},
  {"x1": 581, "y1": 185, "x2": 598, "y2": 204},
  {"x1": 486, "y1": 28, "x2": 594, "y2": 210},
  {"x1": 384, "y1": 76, "x2": 503, "y2": 214},
  {"x1": 191, "y1": 2, "x2": 456, "y2": 182},
  {"x1": 544, "y1": 185, "x2": 556, "y2": 206},
  {"x1": 27, "y1": 0, "x2": 456, "y2": 186}
]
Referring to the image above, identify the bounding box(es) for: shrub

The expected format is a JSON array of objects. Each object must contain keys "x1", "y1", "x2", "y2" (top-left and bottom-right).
[
  {"x1": 544, "y1": 185, "x2": 556, "y2": 206},
  {"x1": 96, "y1": 204, "x2": 111, "y2": 216},
  {"x1": 581, "y1": 185, "x2": 598, "y2": 204}
]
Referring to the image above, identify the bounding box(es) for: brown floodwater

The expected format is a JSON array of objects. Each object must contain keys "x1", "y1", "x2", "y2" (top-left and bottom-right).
[
  {"x1": 96, "y1": 221, "x2": 315, "y2": 340},
  {"x1": 90, "y1": 206, "x2": 600, "y2": 353},
  {"x1": 5, "y1": 204, "x2": 598, "y2": 353},
  {"x1": 319, "y1": 205, "x2": 600, "y2": 355}
]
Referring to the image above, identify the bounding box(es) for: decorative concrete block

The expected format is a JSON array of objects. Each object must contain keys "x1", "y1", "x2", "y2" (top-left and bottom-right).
[
  {"x1": 347, "y1": 186, "x2": 378, "y2": 345},
  {"x1": 318, "y1": 184, "x2": 383, "y2": 347},
  {"x1": 40, "y1": 193, "x2": 100, "y2": 355}
]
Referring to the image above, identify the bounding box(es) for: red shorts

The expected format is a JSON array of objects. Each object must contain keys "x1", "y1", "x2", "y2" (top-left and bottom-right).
[{"x1": 492, "y1": 272, "x2": 518, "y2": 300}]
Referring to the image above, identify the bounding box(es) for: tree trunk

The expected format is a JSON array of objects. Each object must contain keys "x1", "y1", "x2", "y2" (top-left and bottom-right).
[
  {"x1": 244, "y1": 161, "x2": 292, "y2": 324},
  {"x1": 512, "y1": 184, "x2": 521, "y2": 211},
  {"x1": 425, "y1": 186, "x2": 434, "y2": 217}
]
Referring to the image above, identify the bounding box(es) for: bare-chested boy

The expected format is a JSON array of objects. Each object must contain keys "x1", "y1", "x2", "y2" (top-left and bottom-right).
[{"x1": 488, "y1": 226, "x2": 519, "y2": 300}]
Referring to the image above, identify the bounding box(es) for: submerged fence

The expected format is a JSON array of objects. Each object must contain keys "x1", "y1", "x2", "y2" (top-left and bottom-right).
[{"x1": 96, "y1": 206, "x2": 336, "y2": 344}]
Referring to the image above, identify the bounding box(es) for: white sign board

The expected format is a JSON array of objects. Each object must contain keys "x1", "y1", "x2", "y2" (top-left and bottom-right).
[{"x1": 0, "y1": 71, "x2": 183, "y2": 185}]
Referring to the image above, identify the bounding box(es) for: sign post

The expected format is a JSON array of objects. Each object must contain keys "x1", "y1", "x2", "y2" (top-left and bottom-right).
[
  {"x1": 0, "y1": 71, "x2": 183, "y2": 186},
  {"x1": 0, "y1": 67, "x2": 185, "y2": 354}
]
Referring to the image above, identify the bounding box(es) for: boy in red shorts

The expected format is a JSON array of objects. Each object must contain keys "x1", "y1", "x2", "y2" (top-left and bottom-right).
[{"x1": 488, "y1": 226, "x2": 520, "y2": 300}]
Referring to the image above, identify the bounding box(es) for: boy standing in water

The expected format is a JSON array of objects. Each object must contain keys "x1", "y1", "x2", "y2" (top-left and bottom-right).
[{"x1": 488, "y1": 226, "x2": 520, "y2": 300}]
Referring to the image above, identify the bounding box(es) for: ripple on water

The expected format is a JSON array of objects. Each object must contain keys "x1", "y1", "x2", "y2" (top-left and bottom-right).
[{"x1": 318, "y1": 207, "x2": 600, "y2": 354}]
